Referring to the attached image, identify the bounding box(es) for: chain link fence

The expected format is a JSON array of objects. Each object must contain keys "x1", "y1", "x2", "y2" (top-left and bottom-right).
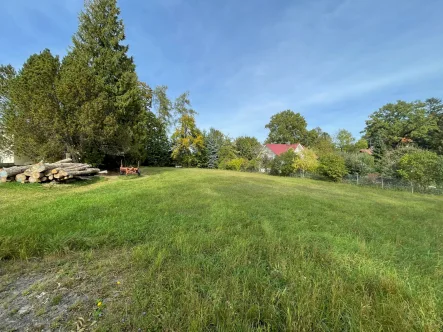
[
  {"x1": 343, "y1": 174, "x2": 443, "y2": 195},
  {"x1": 288, "y1": 171, "x2": 443, "y2": 195}
]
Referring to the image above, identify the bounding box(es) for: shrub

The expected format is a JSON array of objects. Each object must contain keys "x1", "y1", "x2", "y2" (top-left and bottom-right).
[
  {"x1": 342, "y1": 152, "x2": 375, "y2": 175},
  {"x1": 397, "y1": 150, "x2": 439, "y2": 188},
  {"x1": 292, "y1": 149, "x2": 319, "y2": 177},
  {"x1": 270, "y1": 149, "x2": 296, "y2": 176},
  {"x1": 259, "y1": 155, "x2": 273, "y2": 173},
  {"x1": 224, "y1": 158, "x2": 248, "y2": 171},
  {"x1": 245, "y1": 158, "x2": 260, "y2": 172},
  {"x1": 378, "y1": 146, "x2": 421, "y2": 177},
  {"x1": 318, "y1": 154, "x2": 348, "y2": 181}
]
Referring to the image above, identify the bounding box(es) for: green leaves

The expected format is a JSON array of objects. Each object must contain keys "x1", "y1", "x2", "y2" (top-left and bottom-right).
[
  {"x1": 4, "y1": 50, "x2": 63, "y2": 161},
  {"x1": 205, "y1": 128, "x2": 229, "y2": 169},
  {"x1": 152, "y1": 85, "x2": 173, "y2": 126},
  {"x1": 171, "y1": 114, "x2": 204, "y2": 167},
  {"x1": 61, "y1": 0, "x2": 144, "y2": 164},
  {"x1": 427, "y1": 98, "x2": 443, "y2": 153},
  {"x1": 270, "y1": 149, "x2": 297, "y2": 176},
  {"x1": 334, "y1": 129, "x2": 355, "y2": 152},
  {"x1": 293, "y1": 149, "x2": 319, "y2": 176},
  {"x1": 144, "y1": 111, "x2": 171, "y2": 166},
  {"x1": 397, "y1": 150, "x2": 439, "y2": 187},
  {"x1": 318, "y1": 154, "x2": 348, "y2": 181},
  {"x1": 364, "y1": 100, "x2": 438, "y2": 149},
  {"x1": 265, "y1": 110, "x2": 308, "y2": 145},
  {"x1": 354, "y1": 138, "x2": 368, "y2": 150},
  {"x1": 341, "y1": 152, "x2": 374, "y2": 176},
  {"x1": 0, "y1": 65, "x2": 16, "y2": 154},
  {"x1": 1, "y1": 0, "x2": 148, "y2": 165},
  {"x1": 235, "y1": 136, "x2": 262, "y2": 161}
]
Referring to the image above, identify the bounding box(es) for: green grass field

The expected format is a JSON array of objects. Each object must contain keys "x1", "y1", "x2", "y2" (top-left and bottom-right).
[{"x1": 1, "y1": 168, "x2": 442, "y2": 331}]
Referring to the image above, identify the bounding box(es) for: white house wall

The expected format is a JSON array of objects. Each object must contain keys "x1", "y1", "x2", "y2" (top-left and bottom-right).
[
  {"x1": 0, "y1": 150, "x2": 14, "y2": 164},
  {"x1": 262, "y1": 146, "x2": 277, "y2": 159}
]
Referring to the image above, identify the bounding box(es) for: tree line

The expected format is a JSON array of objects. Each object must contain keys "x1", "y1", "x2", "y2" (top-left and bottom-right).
[
  {"x1": 0, "y1": 0, "x2": 442, "y2": 191},
  {"x1": 261, "y1": 99, "x2": 443, "y2": 190}
]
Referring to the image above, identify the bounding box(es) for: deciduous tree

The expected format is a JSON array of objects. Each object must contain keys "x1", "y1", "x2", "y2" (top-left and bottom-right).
[
  {"x1": 265, "y1": 110, "x2": 308, "y2": 144},
  {"x1": 398, "y1": 150, "x2": 439, "y2": 189},
  {"x1": 218, "y1": 139, "x2": 238, "y2": 169},
  {"x1": 235, "y1": 136, "x2": 262, "y2": 160},
  {"x1": 318, "y1": 153, "x2": 348, "y2": 181},
  {"x1": 354, "y1": 138, "x2": 369, "y2": 150},
  {"x1": 364, "y1": 100, "x2": 437, "y2": 149},
  {"x1": 334, "y1": 129, "x2": 355, "y2": 152},
  {"x1": 426, "y1": 98, "x2": 443, "y2": 153},
  {"x1": 311, "y1": 132, "x2": 335, "y2": 156},
  {"x1": 378, "y1": 146, "x2": 420, "y2": 178},
  {"x1": 342, "y1": 152, "x2": 374, "y2": 175},
  {"x1": 152, "y1": 85, "x2": 173, "y2": 126},
  {"x1": 292, "y1": 149, "x2": 318, "y2": 177},
  {"x1": 270, "y1": 149, "x2": 297, "y2": 176},
  {"x1": 170, "y1": 91, "x2": 205, "y2": 166}
]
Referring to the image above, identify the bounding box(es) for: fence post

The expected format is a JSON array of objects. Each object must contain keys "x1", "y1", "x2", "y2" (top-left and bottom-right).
[
  {"x1": 356, "y1": 173, "x2": 359, "y2": 185},
  {"x1": 381, "y1": 177, "x2": 384, "y2": 189}
]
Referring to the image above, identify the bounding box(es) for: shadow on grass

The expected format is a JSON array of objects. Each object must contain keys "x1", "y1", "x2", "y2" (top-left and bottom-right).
[
  {"x1": 139, "y1": 167, "x2": 179, "y2": 176},
  {"x1": 57, "y1": 176, "x2": 104, "y2": 187}
]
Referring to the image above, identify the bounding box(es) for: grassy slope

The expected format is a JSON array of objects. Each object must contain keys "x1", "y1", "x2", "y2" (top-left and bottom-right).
[{"x1": 0, "y1": 168, "x2": 442, "y2": 331}]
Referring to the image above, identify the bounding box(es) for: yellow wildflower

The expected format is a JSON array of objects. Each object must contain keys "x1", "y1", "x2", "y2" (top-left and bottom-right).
[{"x1": 97, "y1": 301, "x2": 102, "y2": 307}]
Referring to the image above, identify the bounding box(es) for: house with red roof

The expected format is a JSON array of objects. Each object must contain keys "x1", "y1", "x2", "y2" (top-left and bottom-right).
[
  {"x1": 262, "y1": 143, "x2": 304, "y2": 158},
  {"x1": 259, "y1": 143, "x2": 304, "y2": 172}
]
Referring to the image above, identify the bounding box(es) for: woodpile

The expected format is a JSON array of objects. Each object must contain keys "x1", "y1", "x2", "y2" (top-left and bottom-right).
[{"x1": 0, "y1": 159, "x2": 100, "y2": 184}]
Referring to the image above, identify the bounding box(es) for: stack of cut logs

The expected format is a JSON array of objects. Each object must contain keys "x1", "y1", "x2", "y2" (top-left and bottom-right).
[{"x1": 0, "y1": 159, "x2": 100, "y2": 184}]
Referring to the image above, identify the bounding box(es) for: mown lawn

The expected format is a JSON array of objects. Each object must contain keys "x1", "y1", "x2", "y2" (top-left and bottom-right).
[{"x1": 1, "y1": 168, "x2": 442, "y2": 331}]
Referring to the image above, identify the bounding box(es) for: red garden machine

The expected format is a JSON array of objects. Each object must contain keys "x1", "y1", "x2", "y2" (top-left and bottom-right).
[{"x1": 120, "y1": 160, "x2": 141, "y2": 176}]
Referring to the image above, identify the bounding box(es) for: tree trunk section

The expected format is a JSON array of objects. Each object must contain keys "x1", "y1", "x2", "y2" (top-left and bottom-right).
[
  {"x1": 15, "y1": 174, "x2": 28, "y2": 183},
  {"x1": 0, "y1": 165, "x2": 31, "y2": 178},
  {"x1": 29, "y1": 177, "x2": 41, "y2": 184},
  {"x1": 31, "y1": 172, "x2": 44, "y2": 180}
]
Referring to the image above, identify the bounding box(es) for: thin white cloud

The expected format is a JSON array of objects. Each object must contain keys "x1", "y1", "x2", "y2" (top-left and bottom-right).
[
  {"x1": 297, "y1": 62, "x2": 443, "y2": 107},
  {"x1": 194, "y1": 0, "x2": 443, "y2": 140}
]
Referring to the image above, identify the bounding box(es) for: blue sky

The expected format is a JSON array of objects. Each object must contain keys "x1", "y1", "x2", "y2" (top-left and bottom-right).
[{"x1": 1, "y1": 0, "x2": 442, "y2": 141}]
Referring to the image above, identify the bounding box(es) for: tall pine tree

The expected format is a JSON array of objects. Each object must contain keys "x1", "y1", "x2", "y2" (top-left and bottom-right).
[
  {"x1": 205, "y1": 128, "x2": 226, "y2": 169},
  {"x1": 60, "y1": 0, "x2": 145, "y2": 165},
  {"x1": 4, "y1": 50, "x2": 63, "y2": 161}
]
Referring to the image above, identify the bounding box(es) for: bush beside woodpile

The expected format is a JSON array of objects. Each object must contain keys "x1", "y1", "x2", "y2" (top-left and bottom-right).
[{"x1": 0, "y1": 159, "x2": 100, "y2": 184}]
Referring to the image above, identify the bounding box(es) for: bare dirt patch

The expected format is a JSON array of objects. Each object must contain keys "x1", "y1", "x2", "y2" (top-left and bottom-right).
[{"x1": 0, "y1": 250, "x2": 131, "y2": 331}]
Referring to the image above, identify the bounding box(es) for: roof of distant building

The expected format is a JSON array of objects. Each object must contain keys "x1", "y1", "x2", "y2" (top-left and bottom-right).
[{"x1": 265, "y1": 143, "x2": 303, "y2": 156}]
